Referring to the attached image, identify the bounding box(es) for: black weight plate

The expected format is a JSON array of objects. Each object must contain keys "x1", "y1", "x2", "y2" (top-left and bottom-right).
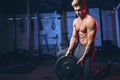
[{"x1": 55, "y1": 55, "x2": 81, "y2": 80}]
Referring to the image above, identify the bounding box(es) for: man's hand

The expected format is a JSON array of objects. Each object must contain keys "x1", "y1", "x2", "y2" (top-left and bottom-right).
[
  {"x1": 65, "y1": 52, "x2": 70, "y2": 56},
  {"x1": 65, "y1": 50, "x2": 70, "y2": 56},
  {"x1": 77, "y1": 56, "x2": 84, "y2": 66}
]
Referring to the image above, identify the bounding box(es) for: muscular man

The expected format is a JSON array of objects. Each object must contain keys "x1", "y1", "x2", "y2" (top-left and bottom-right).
[{"x1": 65, "y1": 0, "x2": 98, "y2": 80}]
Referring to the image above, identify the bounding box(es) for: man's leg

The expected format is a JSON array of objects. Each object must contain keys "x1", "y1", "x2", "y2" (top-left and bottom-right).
[
  {"x1": 74, "y1": 44, "x2": 84, "y2": 59},
  {"x1": 83, "y1": 56, "x2": 92, "y2": 80},
  {"x1": 74, "y1": 44, "x2": 84, "y2": 80}
]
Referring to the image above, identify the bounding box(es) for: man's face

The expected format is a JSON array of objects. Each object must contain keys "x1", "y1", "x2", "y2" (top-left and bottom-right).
[{"x1": 74, "y1": 5, "x2": 84, "y2": 17}]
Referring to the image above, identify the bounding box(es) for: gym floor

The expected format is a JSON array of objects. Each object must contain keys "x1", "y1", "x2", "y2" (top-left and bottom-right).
[{"x1": 0, "y1": 46, "x2": 120, "y2": 80}]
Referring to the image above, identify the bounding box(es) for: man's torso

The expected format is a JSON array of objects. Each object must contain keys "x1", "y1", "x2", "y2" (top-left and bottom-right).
[{"x1": 74, "y1": 14, "x2": 96, "y2": 45}]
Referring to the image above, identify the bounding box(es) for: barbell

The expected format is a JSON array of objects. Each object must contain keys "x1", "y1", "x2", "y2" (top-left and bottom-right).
[{"x1": 55, "y1": 55, "x2": 81, "y2": 80}]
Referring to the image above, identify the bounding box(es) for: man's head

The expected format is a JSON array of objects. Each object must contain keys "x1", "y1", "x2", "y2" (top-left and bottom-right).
[{"x1": 72, "y1": 0, "x2": 87, "y2": 17}]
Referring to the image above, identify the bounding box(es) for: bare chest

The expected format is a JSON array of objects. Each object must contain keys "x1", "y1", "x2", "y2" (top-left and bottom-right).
[{"x1": 75, "y1": 20, "x2": 87, "y2": 33}]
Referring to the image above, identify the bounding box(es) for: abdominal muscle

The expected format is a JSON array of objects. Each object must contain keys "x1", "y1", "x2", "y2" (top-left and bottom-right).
[{"x1": 79, "y1": 31, "x2": 88, "y2": 44}]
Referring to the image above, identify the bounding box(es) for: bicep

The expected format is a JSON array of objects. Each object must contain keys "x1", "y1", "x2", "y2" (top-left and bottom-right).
[
  {"x1": 87, "y1": 28, "x2": 96, "y2": 41},
  {"x1": 87, "y1": 23, "x2": 96, "y2": 42}
]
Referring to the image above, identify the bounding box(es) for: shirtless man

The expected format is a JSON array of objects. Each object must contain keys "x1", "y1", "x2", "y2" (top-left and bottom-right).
[{"x1": 65, "y1": 0, "x2": 98, "y2": 80}]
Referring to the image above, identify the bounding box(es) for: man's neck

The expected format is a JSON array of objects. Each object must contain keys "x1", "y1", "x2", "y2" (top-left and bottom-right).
[{"x1": 81, "y1": 13, "x2": 88, "y2": 19}]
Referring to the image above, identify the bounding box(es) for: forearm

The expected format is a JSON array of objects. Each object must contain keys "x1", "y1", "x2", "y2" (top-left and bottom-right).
[
  {"x1": 82, "y1": 41, "x2": 94, "y2": 58},
  {"x1": 82, "y1": 45, "x2": 90, "y2": 58}
]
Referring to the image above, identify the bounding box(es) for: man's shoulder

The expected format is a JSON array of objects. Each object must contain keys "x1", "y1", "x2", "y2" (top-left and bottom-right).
[
  {"x1": 85, "y1": 15, "x2": 97, "y2": 29},
  {"x1": 86, "y1": 15, "x2": 96, "y2": 24},
  {"x1": 86, "y1": 14, "x2": 94, "y2": 20},
  {"x1": 73, "y1": 18, "x2": 78, "y2": 25},
  {"x1": 73, "y1": 18, "x2": 78, "y2": 22}
]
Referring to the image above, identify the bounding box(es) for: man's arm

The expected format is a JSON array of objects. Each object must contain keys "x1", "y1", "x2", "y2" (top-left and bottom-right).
[
  {"x1": 66, "y1": 20, "x2": 78, "y2": 56},
  {"x1": 77, "y1": 18, "x2": 97, "y2": 64}
]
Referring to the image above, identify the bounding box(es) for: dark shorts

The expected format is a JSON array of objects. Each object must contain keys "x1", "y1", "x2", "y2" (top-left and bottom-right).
[
  {"x1": 57, "y1": 43, "x2": 95, "y2": 60},
  {"x1": 74, "y1": 43, "x2": 86, "y2": 59},
  {"x1": 74, "y1": 43, "x2": 95, "y2": 80},
  {"x1": 74, "y1": 43, "x2": 95, "y2": 59}
]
